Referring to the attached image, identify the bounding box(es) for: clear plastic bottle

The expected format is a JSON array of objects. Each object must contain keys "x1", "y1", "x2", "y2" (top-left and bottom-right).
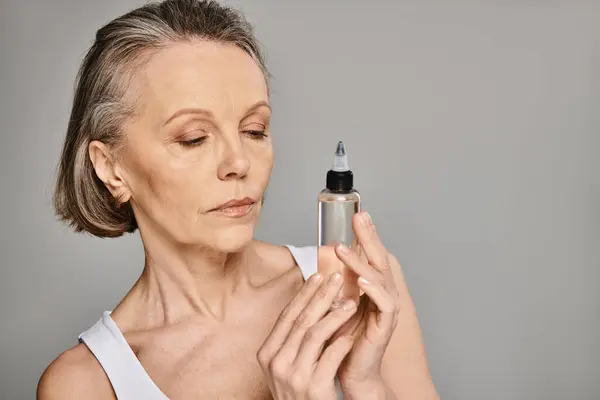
[{"x1": 317, "y1": 141, "x2": 361, "y2": 303}]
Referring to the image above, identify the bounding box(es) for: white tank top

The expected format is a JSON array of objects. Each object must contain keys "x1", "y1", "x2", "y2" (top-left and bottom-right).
[{"x1": 78, "y1": 245, "x2": 343, "y2": 399}]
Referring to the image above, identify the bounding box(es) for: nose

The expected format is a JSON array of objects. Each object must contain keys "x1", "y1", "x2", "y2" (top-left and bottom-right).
[{"x1": 217, "y1": 138, "x2": 250, "y2": 180}]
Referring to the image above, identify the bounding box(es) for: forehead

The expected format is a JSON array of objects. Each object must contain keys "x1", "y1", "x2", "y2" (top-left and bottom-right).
[{"x1": 135, "y1": 40, "x2": 268, "y2": 120}]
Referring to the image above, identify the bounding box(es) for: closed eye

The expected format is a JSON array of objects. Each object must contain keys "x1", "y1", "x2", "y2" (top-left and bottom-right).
[
  {"x1": 244, "y1": 130, "x2": 268, "y2": 140},
  {"x1": 179, "y1": 136, "x2": 208, "y2": 147}
]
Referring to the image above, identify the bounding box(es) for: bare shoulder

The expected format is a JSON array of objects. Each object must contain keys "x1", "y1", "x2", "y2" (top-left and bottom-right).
[
  {"x1": 251, "y1": 240, "x2": 298, "y2": 272},
  {"x1": 37, "y1": 343, "x2": 115, "y2": 400},
  {"x1": 250, "y1": 240, "x2": 304, "y2": 286}
]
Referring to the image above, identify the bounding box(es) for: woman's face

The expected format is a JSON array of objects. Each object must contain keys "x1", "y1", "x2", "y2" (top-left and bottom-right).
[{"x1": 112, "y1": 41, "x2": 273, "y2": 252}]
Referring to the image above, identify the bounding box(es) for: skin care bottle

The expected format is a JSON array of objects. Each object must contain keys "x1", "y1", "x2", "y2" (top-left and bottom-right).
[{"x1": 317, "y1": 141, "x2": 361, "y2": 303}]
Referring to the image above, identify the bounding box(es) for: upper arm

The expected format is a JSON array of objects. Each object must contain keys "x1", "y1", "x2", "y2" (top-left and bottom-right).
[
  {"x1": 37, "y1": 344, "x2": 115, "y2": 400},
  {"x1": 381, "y1": 254, "x2": 440, "y2": 400}
]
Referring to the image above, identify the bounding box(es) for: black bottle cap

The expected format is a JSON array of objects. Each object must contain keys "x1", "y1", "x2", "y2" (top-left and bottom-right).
[{"x1": 326, "y1": 169, "x2": 354, "y2": 191}]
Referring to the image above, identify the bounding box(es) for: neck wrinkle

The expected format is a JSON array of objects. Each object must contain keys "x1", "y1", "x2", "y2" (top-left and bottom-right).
[{"x1": 131, "y1": 235, "x2": 252, "y2": 327}]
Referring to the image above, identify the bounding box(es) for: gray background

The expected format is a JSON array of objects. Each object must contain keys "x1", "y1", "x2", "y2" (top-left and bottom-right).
[{"x1": 1, "y1": 0, "x2": 598, "y2": 399}]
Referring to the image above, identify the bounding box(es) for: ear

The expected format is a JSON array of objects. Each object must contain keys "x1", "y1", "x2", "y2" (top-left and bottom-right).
[{"x1": 88, "y1": 140, "x2": 131, "y2": 204}]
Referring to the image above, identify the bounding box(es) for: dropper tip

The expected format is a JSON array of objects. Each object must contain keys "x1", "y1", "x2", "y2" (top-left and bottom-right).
[{"x1": 332, "y1": 141, "x2": 349, "y2": 172}]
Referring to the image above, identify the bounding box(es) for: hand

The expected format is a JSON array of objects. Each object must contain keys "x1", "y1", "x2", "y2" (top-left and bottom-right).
[
  {"x1": 332, "y1": 212, "x2": 401, "y2": 397},
  {"x1": 257, "y1": 270, "x2": 359, "y2": 399}
]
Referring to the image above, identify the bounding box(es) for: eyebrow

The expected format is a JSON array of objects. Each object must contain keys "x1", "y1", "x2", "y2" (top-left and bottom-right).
[
  {"x1": 162, "y1": 108, "x2": 212, "y2": 127},
  {"x1": 162, "y1": 100, "x2": 271, "y2": 127},
  {"x1": 243, "y1": 100, "x2": 271, "y2": 116}
]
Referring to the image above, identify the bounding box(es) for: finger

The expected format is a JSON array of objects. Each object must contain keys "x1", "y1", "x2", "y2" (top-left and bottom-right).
[
  {"x1": 353, "y1": 212, "x2": 391, "y2": 275},
  {"x1": 257, "y1": 273, "x2": 322, "y2": 367},
  {"x1": 341, "y1": 265, "x2": 360, "y2": 303},
  {"x1": 334, "y1": 243, "x2": 382, "y2": 286},
  {"x1": 317, "y1": 245, "x2": 345, "y2": 278},
  {"x1": 350, "y1": 237, "x2": 367, "y2": 297},
  {"x1": 312, "y1": 334, "x2": 354, "y2": 383},
  {"x1": 319, "y1": 244, "x2": 360, "y2": 304},
  {"x1": 278, "y1": 271, "x2": 345, "y2": 354},
  {"x1": 293, "y1": 298, "x2": 357, "y2": 368},
  {"x1": 350, "y1": 235, "x2": 368, "y2": 264},
  {"x1": 357, "y1": 277, "x2": 398, "y2": 332}
]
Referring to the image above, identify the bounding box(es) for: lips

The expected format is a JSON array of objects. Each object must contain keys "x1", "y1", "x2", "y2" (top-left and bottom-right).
[
  {"x1": 209, "y1": 197, "x2": 257, "y2": 218},
  {"x1": 211, "y1": 197, "x2": 256, "y2": 211}
]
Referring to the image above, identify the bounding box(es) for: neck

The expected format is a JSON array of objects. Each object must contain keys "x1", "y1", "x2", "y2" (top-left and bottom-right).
[{"x1": 126, "y1": 230, "x2": 255, "y2": 327}]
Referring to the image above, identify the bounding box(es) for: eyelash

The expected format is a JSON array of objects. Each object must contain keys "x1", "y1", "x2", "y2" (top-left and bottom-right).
[
  {"x1": 244, "y1": 130, "x2": 268, "y2": 140},
  {"x1": 179, "y1": 136, "x2": 208, "y2": 147},
  {"x1": 179, "y1": 130, "x2": 267, "y2": 147}
]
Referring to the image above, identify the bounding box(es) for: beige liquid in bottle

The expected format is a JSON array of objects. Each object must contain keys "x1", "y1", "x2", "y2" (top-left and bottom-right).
[{"x1": 317, "y1": 142, "x2": 361, "y2": 304}]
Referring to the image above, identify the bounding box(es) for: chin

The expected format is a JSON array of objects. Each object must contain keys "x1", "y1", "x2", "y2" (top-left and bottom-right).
[{"x1": 208, "y1": 224, "x2": 256, "y2": 253}]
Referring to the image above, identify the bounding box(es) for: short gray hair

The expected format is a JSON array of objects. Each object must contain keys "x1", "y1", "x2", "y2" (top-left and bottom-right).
[{"x1": 53, "y1": 0, "x2": 268, "y2": 238}]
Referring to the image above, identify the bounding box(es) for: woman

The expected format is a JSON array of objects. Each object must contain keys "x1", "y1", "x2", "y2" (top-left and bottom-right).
[{"x1": 37, "y1": 0, "x2": 439, "y2": 399}]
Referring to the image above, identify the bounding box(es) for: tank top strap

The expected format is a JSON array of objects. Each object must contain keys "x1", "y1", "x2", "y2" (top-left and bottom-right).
[
  {"x1": 78, "y1": 311, "x2": 169, "y2": 400},
  {"x1": 284, "y1": 245, "x2": 318, "y2": 280}
]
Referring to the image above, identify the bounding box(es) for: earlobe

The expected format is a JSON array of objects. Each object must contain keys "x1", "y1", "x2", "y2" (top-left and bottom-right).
[{"x1": 88, "y1": 140, "x2": 131, "y2": 203}]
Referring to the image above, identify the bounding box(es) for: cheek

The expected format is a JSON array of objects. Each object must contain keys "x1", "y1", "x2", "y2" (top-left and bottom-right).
[
  {"x1": 248, "y1": 143, "x2": 274, "y2": 182},
  {"x1": 124, "y1": 146, "x2": 213, "y2": 220}
]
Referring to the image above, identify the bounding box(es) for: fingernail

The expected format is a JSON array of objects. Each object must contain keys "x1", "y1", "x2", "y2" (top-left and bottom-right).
[
  {"x1": 329, "y1": 272, "x2": 342, "y2": 285},
  {"x1": 337, "y1": 243, "x2": 349, "y2": 254},
  {"x1": 342, "y1": 299, "x2": 357, "y2": 311},
  {"x1": 311, "y1": 273, "x2": 322, "y2": 284},
  {"x1": 358, "y1": 277, "x2": 370, "y2": 285},
  {"x1": 361, "y1": 212, "x2": 372, "y2": 227}
]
